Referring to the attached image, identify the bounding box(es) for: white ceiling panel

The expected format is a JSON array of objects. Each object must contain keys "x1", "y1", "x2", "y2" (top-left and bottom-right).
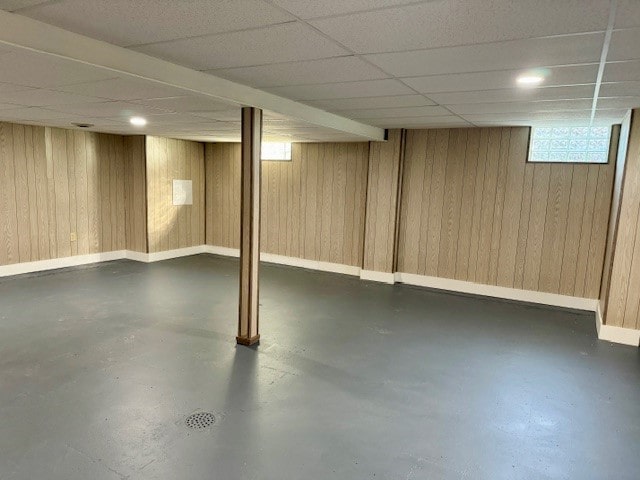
[
  {"x1": 310, "y1": 1, "x2": 610, "y2": 54},
  {"x1": 0, "y1": 1, "x2": 48, "y2": 11},
  {"x1": 270, "y1": 0, "x2": 419, "y2": 19},
  {"x1": 17, "y1": 0, "x2": 294, "y2": 46},
  {"x1": 0, "y1": 88, "x2": 102, "y2": 107},
  {"x1": 54, "y1": 77, "x2": 196, "y2": 102},
  {"x1": 608, "y1": 28, "x2": 640, "y2": 62},
  {"x1": 266, "y1": 79, "x2": 414, "y2": 100},
  {"x1": 466, "y1": 110, "x2": 628, "y2": 126},
  {"x1": 129, "y1": 95, "x2": 236, "y2": 113},
  {"x1": 0, "y1": 106, "x2": 89, "y2": 121},
  {"x1": 448, "y1": 99, "x2": 595, "y2": 115},
  {"x1": 603, "y1": 61, "x2": 640, "y2": 82},
  {"x1": 358, "y1": 115, "x2": 470, "y2": 128},
  {"x1": 596, "y1": 97, "x2": 640, "y2": 109},
  {"x1": 0, "y1": 82, "x2": 34, "y2": 94},
  {"x1": 403, "y1": 64, "x2": 599, "y2": 94},
  {"x1": 132, "y1": 22, "x2": 348, "y2": 71},
  {"x1": 208, "y1": 56, "x2": 388, "y2": 88},
  {"x1": 342, "y1": 105, "x2": 450, "y2": 119},
  {"x1": 600, "y1": 81, "x2": 640, "y2": 97},
  {"x1": 305, "y1": 95, "x2": 434, "y2": 110},
  {"x1": 615, "y1": 0, "x2": 640, "y2": 29},
  {"x1": 0, "y1": 49, "x2": 115, "y2": 88},
  {"x1": 430, "y1": 85, "x2": 595, "y2": 105},
  {"x1": 48, "y1": 101, "x2": 171, "y2": 118},
  {"x1": 364, "y1": 33, "x2": 605, "y2": 78},
  {"x1": 189, "y1": 110, "x2": 242, "y2": 122}
]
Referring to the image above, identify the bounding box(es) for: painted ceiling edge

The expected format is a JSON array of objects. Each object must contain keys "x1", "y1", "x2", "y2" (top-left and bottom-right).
[{"x1": 0, "y1": 10, "x2": 386, "y2": 141}]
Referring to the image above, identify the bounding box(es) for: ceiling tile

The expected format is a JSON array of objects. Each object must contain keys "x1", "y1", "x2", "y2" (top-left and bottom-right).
[
  {"x1": 403, "y1": 64, "x2": 599, "y2": 94},
  {"x1": 190, "y1": 109, "x2": 242, "y2": 122},
  {"x1": 130, "y1": 95, "x2": 236, "y2": 112},
  {"x1": 0, "y1": 88, "x2": 102, "y2": 107},
  {"x1": 48, "y1": 101, "x2": 171, "y2": 118},
  {"x1": 364, "y1": 116, "x2": 472, "y2": 128},
  {"x1": 596, "y1": 97, "x2": 640, "y2": 109},
  {"x1": 0, "y1": 50, "x2": 116, "y2": 88},
  {"x1": 448, "y1": 99, "x2": 594, "y2": 115},
  {"x1": 609, "y1": 28, "x2": 640, "y2": 62},
  {"x1": 346, "y1": 105, "x2": 450, "y2": 119},
  {"x1": 19, "y1": 0, "x2": 294, "y2": 46},
  {"x1": 599, "y1": 81, "x2": 640, "y2": 97},
  {"x1": 265, "y1": 79, "x2": 414, "y2": 100},
  {"x1": 132, "y1": 22, "x2": 348, "y2": 70},
  {"x1": 208, "y1": 56, "x2": 388, "y2": 88},
  {"x1": 0, "y1": 0, "x2": 49, "y2": 11},
  {"x1": 364, "y1": 33, "x2": 605, "y2": 77},
  {"x1": 270, "y1": 0, "x2": 418, "y2": 19},
  {"x1": 0, "y1": 82, "x2": 34, "y2": 94},
  {"x1": 615, "y1": 0, "x2": 640, "y2": 29},
  {"x1": 305, "y1": 95, "x2": 434, "y2": 110},
  {"x1": 0, "y1": 107, "x2": 85, "y2": 121},
  {"x1": 54, "y1": 77, "x2": 190, "y2": 101},
  {"x1": 310, "y1": 1, "x2": 610, "y2": 54},
  {"x1": 603, "y1": 61, "x2": 640, "y2": 82},
  {"x1": 430, "y1": 85, "x2": 595, "y2": 105},
  {"x1": 465, "y1": 110, "x2": 627, "y2": 126}
]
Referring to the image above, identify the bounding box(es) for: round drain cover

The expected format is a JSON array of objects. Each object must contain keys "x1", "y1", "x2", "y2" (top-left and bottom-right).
[{"x1": 186, "y1": 412, "x2": 216, "y2": 429}]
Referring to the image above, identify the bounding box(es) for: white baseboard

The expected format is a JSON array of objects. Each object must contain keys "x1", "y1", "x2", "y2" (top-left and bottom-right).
[
  {"x1": 205, "y1": 245, "x2": 240, "y2": 258},
  {"x1": 360, "y1": 269, "x2": 395, "y2": 284},
  {"x1": 145, "y1": 245, "x2": 207, "y2": 262},
  {"x1": 596, "y1": 301, "x2": 640, "y2": 346},
  {"x1": 204, "y1": 245, "x2": 360, "y2": 276},
  {"x1": 0, "y1": 250, "x2": 127, "y2": 277},
  {"x1": 395, "y1": 272, "x2": 599, "y2": 311}
]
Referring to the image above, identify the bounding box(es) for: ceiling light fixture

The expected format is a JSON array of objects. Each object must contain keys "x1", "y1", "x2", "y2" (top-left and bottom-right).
[
  {"x1": 130, "y1": 116, "x2": 147, "y2": 126},
  {"x1": 516, "y1": 74, "x2": 545, "y2": 87}
]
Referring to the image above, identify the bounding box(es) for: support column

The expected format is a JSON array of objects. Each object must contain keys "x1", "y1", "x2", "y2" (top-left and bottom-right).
[
  {"x1": 237, "y1": 107, "x2": 262, "y2": 346},
  {"x1": 361, "y1": 129, "x2": 406, "y2": 283}
]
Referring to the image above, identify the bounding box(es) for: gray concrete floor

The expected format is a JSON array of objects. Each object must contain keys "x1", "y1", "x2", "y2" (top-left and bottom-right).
[{"x1": 0, "y1": 254, "x2": 639, "y2": 480}]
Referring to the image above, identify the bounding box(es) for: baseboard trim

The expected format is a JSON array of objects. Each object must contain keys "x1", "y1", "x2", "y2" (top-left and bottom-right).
[
  {"x1": 204, "y1": 246, "x2": 360, "y2": 276},
  {"x1": 596, "y1": 302, "x2": 640, "y2": 346},
  {"x1": 146, "y1": 245, "x2": 207, "y2": 262},
  {"x1": 0, "y1": 250, "x2": 127, "y2": 277},
  {"x1": 360, "y1": 269, "x2": 395, "y2": 284},
  {"x1": 395, "y1": 272, "x2": 599, "y2": 311}
]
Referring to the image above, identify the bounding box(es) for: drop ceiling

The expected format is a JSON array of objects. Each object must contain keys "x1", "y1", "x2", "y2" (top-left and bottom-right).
[{"x1": 1, "y1": 0, "x2": 640, "y2": 141}]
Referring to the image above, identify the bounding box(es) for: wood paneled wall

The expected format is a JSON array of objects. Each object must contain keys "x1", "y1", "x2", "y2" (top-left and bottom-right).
[
  {"x1": 205, "y1": 142, "x2": 369, "y2": 267},
  {"x1": 146, "y1": 136, "x2": 205, "y2": 253},
  {"x1": 0, "y1": 122, "x2": 134, "y2": 266},
  {"x1": 604, "y1": 109, "x2": 640, "y2": 329},
  {"x1": 397, "y1": 127, "x2": 617, "y2": 299},
  {"x1": 363, "y1": 129, "x2": 404, "y2": 273},
  {"x1": 124, "y1": 136, "x2": 147, "y2": 253}
]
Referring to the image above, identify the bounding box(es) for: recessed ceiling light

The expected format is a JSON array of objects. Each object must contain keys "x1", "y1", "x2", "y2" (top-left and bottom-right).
[
  {"x1": 130, "y1": 116, "x2": 147, "y2": 126},
  {"x1": 516, "y1": 74, "x2": 544, "y2": 87},
  {"x1": 71, "y1": 122, "x2": 94, "y2": 128}
]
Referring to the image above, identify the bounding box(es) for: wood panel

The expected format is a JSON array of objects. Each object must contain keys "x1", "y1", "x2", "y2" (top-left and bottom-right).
[
  {"x1": 363, "y1": 129, "x2": 404, "y2": 273},
  {"x1": 205, "y1": 141, "x2": 369, "y2": 267},
  {"x1": 397, "y1": 126, "x2": 616, "y2": 299},
  {"x1": 0, "y1": 122, "x2": 131, "y2": 266},
  {"x1": 145, "y1": 136, "x2": 205, "y2": 253},
  {"x1": 124, "y1": 136, "x2": 147, "y2": 253},
  {"x1": 605, "y1": 109, "x2": 640, "y2": 329}
]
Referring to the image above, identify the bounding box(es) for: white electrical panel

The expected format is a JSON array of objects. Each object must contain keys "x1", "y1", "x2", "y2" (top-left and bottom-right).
[{"x1": 172, "y1": 179, "x2": 193, "y2": 206}]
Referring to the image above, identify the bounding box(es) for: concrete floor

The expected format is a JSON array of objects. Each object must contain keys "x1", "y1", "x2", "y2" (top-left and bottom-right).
[{"x1": 0, "y1": 255, "x2": 638, "y2": 480}]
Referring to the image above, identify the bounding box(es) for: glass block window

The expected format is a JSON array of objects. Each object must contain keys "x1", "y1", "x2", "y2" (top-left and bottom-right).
[
  {"x1": 529, "y1": 126, "x2": 611, "y2": 163},
  {"x1": 261, "y1": 142, "x2": 292, "y2": 161}
]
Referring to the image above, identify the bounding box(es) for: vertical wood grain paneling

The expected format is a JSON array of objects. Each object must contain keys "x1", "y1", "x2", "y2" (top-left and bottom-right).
[
  {"x1": 205, "y1": 141, "x2": 369, "y2": 267},
  {"x1": 145, "y1": 136, "x2": 205, "y2": 254},
  {"x1": 397, "y1": 126, "x2": 616, "y2": 298},
  {"x1": 0, "y1": 122, "x2": 130, "y2": 266},
  {"x1": 124, "y1": 136, "x2": 147, "y2": 253},
  {"x1": 605, "y1": 110, "x2": 640, "y2": 328},
  {"x1": 363, "y1": 129, "x2": 404, "y2": 273}
]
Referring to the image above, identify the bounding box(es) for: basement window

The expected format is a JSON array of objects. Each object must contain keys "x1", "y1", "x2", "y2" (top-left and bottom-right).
[
  {"x1": 261, "y1": 142, "x2": 292, "y2": 161},
  {"x1": 528, "y1": 126, "x2": 611, "y2": 164}
]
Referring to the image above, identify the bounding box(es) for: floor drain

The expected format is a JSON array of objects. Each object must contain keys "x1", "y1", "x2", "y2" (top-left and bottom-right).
[{"x1": 185, "y1": 412, "x2": 216, "y2": 429}]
